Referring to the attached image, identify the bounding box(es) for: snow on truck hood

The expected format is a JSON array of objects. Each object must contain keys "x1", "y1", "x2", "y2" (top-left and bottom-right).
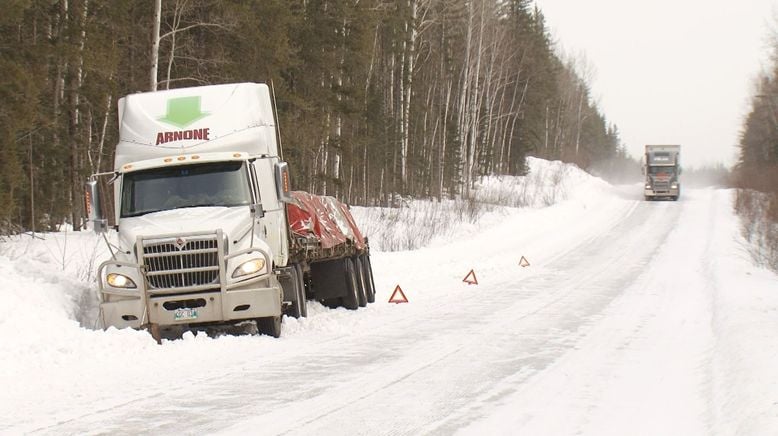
[{"x1": 118, "y1": 206, "x2": 252, "y2": 248}]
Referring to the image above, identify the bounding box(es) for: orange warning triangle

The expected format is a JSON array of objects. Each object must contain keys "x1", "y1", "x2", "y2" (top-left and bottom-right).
[
  {"x1": 519, "y1": 256, "x2": 530, "y2": 267},
  {"x1": 388, "y1": 285, "x2": 409, "y2": 304},
  {"x1": 462, "y1": 269, "x2": 478, "y2": 285}
]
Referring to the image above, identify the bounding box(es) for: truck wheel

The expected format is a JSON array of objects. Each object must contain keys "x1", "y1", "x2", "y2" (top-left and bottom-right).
[
  {"x1": 353, "y1": 256, "x2": 368, "y2": 308},
  {"x1": 361, "y1": 254, "x2": 376, "y2": 303},
  {"x1": 341, "y1": 258, "x2": 360, "y2": 310},
  {"x1": 257, "y1": 316, "x2": 281, "y2": 338},
  {"x1": 295, "y1": 263, "x2": 308, "y2": 318}
]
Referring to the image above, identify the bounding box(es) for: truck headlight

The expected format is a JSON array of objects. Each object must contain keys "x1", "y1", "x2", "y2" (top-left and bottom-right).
[
  {"x1": 232, "y1": 258, "x2": 266, "y2": 278},
  {"x1": 645, "y1": 184, "x2": 651, "y2": 189},
  {"x1": 107, "y1": 273, "x2": 137, "y2": 289},
  {"x1": 671, "y1": 184, "x2": 678, "y2": 189}
]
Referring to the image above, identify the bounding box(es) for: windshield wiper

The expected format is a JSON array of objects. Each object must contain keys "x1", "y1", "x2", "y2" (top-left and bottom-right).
[
  {"x1": 176, "y1": 203, "x2": 220, "y2": 209},
  {"x1": 123, "y1": 209, "x2": 166, "y2": 218},
  {"x1": 123, "y1": 203, "x2": 245, "y2": 218}
]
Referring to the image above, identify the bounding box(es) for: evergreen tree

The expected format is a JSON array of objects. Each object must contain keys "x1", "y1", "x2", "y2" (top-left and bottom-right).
[{"x1": 0, "y1": 0, "x2": 628, "y2": 233}]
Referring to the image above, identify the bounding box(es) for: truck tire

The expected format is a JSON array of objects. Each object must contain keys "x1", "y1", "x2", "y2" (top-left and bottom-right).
[
  {"x1": 353, "y1": 256, "x2": 368, "y2": 308},
  {"x1": 341, "y1": 258, "x2": 360, "y2": 310},
  {"x1": 361, "y1": 254, "x2": 376, "y2": 303},
  {"x1": 257, "y1": 316, "x2": 281, "y2": 338},
  {"x1": 295, "y1": 263, "x2": 308, "y2": 318}
]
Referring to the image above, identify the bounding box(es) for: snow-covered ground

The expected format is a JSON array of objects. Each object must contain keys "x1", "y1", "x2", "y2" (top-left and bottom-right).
[{"x1": 1, "y1": 159, "x2": 777, "y2": 435}]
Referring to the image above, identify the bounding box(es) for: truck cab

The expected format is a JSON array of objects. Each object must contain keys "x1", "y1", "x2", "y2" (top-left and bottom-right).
[
  {"x1": 88, "y1": 83, "x2": 294, "y2": 339},
  {"x1": 643, "y1": 144, "x2": 681, "y2": 201}
]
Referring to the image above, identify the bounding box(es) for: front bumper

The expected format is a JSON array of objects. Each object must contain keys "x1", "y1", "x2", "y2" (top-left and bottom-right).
[
  {"x1": 643, "y1": 180, "x2": 681, "y2": 197},
  {"x1": 97, "y1": 231, "x2": 281, "y2": 330},
  {"x1": 645, "y1": 187, "x2": 679, "y2": 197},
  {"x1": 100, "y1": 282, "x2": 282, "y2": 329}
]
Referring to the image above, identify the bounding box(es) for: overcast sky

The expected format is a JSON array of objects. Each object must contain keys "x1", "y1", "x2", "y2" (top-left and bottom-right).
[{"x1": 532, "y1": 0, "x2": 777, "y2": 168}]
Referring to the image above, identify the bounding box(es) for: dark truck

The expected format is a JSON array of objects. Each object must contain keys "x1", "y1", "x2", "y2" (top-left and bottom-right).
[{"x1": 643, "y1": 144, "x2": 681, "y2": 201}]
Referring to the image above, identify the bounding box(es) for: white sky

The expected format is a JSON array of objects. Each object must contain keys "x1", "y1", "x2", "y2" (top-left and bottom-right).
[{"x1": 532, "y1": 0, "x2": 777, "y2": 168}]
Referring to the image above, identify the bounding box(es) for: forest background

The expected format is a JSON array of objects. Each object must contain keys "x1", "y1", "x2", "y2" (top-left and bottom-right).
[
  {"x1": 1, "y1": 0, "x2": 643, "y2": 233},
  {"x1": 733, "y1": 27, "x2": 778, "y2": 271}
]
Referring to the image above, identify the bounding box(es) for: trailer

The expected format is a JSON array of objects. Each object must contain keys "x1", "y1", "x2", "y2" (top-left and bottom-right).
[{"x1": 85, "y1": 83, "x2": 375, "y2": 341}]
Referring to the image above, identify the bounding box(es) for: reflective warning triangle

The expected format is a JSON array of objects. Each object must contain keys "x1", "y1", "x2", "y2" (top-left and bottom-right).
[
  {"x1": 388, "y1": 285, "x2": 409, "y2": 304},
  {"x1": 519, "y1": 256, "x2": 530, "y2": 267},
  {"x1": 462, "y1": 269, "x2": 478, "y2": 285}
]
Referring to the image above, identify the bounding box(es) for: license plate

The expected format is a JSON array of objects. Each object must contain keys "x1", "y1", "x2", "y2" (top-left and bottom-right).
[{"x1": 174, "y1": 308, "x2": 198, "y2": 321}]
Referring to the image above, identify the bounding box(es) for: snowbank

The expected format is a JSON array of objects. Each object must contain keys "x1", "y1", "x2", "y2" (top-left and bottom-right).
[{"x1": 351, "y1": 157, "x2": 613, "y2": 251}]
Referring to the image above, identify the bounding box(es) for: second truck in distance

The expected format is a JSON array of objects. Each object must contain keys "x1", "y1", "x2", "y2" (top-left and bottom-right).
[{"x1": 643, "y1": 144, "x2": 681, "y2": 201}]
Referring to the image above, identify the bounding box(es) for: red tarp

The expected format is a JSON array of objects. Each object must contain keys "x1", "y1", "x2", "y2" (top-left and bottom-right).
[{"x1": 286, "y1": 191, "x2": 366, "y2": 250}]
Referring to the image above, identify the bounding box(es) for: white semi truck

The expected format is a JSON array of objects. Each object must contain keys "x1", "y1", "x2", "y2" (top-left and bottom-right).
[
  {"x1": 86, "y1": 83, "x2": 375, "y2": 341},
  {"x1": 643, "y1": 144, "x2": 681, "y2": 201}
]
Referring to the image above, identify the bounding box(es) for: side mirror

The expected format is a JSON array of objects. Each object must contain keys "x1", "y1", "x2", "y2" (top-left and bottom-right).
[
  {"x1": 84, "y1": 179, "x2": 107, "y2": 233},
  {"x1": 274, "y1": 162, "x2": 293, "y2": 203}
]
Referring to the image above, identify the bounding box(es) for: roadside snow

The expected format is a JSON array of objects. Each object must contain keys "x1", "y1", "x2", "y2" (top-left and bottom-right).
[
  {"x1": 351, "y1": 157, "x2": 611, "y2": 252},
  {"x1": 1, "y1": 160, "x2": 777, "y2": 435}
]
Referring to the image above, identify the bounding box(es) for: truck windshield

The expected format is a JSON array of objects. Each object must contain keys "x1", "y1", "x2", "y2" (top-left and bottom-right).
[
  {"x1": 648, "y1": 167, "x2": 676, "y2": 175},
  {"x1": 121, "y1": 161, "x2": 252, "y2": 218}
]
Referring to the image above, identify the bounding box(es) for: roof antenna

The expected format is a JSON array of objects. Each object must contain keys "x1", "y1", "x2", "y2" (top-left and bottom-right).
[{"x1": 269, "y1": 79, "x2": 284, "y2": 161}]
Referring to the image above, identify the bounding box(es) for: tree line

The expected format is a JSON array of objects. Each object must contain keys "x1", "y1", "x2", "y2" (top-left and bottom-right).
[
  {"x1": 0, "y1": 0, "x2": 624, "y2": 233},
  {"x1": 733, "y1": 31, "x2": 778, "y2": 270},
  {"x1": 735, "y1": 69, "x2": 778, "y2": 194}
]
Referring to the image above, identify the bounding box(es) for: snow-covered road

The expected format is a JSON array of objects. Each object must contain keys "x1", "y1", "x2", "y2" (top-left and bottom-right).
[{"x1": 2, "y1": 175, "x2": 777, "y2": 435}]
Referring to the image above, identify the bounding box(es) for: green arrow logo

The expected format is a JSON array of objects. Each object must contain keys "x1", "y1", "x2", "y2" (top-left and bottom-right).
[{"x1": 158, "y1": 96, "x2": 209, "y2": 128}]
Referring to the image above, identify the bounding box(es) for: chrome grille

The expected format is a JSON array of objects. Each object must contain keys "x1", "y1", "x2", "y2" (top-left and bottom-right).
[
  {"x1": 653, "y1": 181, "x2": 670, "y2": 192},
  {"x1": 142, "y1": 235, "x2": 220, "y2": 291}
]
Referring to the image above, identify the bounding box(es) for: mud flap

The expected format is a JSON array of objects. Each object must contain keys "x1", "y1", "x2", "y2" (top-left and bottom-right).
[
  {"x1": 148, "y1": 323, "x2": 162, "y2": 344},
  {"x1": 309, "y1": 258, "x2": 349, "y2": 300}
]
